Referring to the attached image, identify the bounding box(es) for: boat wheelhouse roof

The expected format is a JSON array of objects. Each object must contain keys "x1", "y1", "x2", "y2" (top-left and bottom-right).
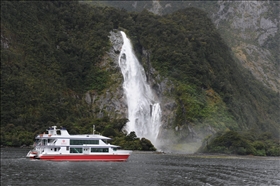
[
  {"x1": 44, "y1": 144, "x2": 120, "y2": 148},
  {"x1": 35, "y1": 134, "x2": 111, "y2": 140},
  {"x1": 35, "y1": 126, "x2": 111, "y2": 140}
]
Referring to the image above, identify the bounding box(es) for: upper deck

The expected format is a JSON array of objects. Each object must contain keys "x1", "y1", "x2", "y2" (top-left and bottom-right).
[{"x1": 35, "y1": 126, "x2": 111, "y2": 140}]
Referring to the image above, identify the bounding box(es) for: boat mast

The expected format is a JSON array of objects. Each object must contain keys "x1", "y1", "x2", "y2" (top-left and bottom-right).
[{"x1": 93, "y1": 125, "x2": 95, "y2": 134}]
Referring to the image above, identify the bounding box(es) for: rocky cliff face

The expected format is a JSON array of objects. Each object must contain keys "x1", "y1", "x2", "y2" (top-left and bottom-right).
[
  {"x1": 212, "y1": 1, "x2": 279, "y2": 92},
  {"x1": 140, "y1": 48, "x2": 177, "y2": 131},
  {"x1": 89, "y1": 31, "x2": 178, "y2": 131},
  {"x1": 86, "y1": 31, "x2": 127, "y2": 119}
]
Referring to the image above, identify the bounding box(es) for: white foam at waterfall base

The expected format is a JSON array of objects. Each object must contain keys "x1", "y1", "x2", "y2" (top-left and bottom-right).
[{"x1": 118, "y1": 31, "x2": 162, "y2": 148}]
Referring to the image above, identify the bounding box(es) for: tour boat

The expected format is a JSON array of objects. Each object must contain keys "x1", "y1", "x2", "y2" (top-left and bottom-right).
[{"x1": 26, "y1": 126, "x2": 132, "y2": 161}]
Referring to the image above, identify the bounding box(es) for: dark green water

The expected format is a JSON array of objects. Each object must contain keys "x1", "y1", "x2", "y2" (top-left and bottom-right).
[{"x1": 1, "y1": 148, "x2": 279, "y2": 186}]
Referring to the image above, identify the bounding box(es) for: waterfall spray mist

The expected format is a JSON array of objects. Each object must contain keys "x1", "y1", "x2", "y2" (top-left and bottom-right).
[{"x1": 118, "y1": 31, "x2": 162, "y2": 147}]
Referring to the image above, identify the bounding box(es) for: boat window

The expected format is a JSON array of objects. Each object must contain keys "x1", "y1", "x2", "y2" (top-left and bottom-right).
[
  {"x1": 48, "y1": 139, "x2": 56, "y2": 144},
  {"x1": 91, "y1": 148, "x2": 109, "y2": 153},
  {"x1": 112, "y1": 148, "x2": 117, "y2": 151},
  {"x1": 70, "y1": 148, "x2": 83, "y2": 153},
  {"x1": 66, "y1": 146, "x2": 69, "y2": 151},
  {"x1": 101, "y1": 139, "x2": 108, "y2": 144},
  {"x1": 35, "y1": 139, "x2": 40, "y2": 144},
  {"x1": 70, "y1": 140, "x2": 99, "y2": 145},
  {"x1": 43, "y1": 139, "x2": 47, "y2": 145},
  {"x1": 36, "y1": 139, "x2": 43, "y2": 146}
]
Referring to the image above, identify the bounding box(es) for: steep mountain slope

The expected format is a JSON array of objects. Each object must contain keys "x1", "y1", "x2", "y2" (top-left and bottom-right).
[
  {"x1": 209, "y1": 1, "x2": 279, "y2": 92},
  {"x1": 97, "y1": 0, "x2": 279, "y2": 92},
  {"x1": 1, "y1": 1, "x2": 279, "y2": 151},
  {"x1": 123, "y1": 8, "x2": 279, "y2": 141}
]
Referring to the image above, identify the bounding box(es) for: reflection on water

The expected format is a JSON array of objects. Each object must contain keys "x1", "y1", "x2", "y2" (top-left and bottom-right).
[{"x1": 1, "y1": 148, "x2": 280, "y2": 186}]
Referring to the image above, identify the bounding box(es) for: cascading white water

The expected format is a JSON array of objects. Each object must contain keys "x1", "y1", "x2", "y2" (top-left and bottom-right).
[{"x1": 118, "y1": 31, "x2": 162, "y2": 147}]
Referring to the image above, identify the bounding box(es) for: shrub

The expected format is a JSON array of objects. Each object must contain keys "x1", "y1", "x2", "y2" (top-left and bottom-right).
[
  {"x1": 254, "y1": 149, "x2": 266, "y2": 156},
  {"x1": 237, "y1": 147, "x2": 246, "y2": 155},
  {"x1": 266, "y1": 147, "x2": 280, "y2": 156}
]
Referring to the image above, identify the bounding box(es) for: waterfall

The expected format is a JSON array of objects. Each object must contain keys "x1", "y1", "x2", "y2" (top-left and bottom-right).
[{"x1": 118, "y1": 31, "x2": 162, "y2": 147}]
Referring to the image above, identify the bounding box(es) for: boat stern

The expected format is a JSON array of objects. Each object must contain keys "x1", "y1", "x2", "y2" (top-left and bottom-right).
[{"x1": 26, "y1": 150, "x2": 38, "y2": 158}]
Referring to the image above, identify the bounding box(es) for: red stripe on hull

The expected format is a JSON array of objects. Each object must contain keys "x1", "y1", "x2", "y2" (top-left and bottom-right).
[{"x1": 38, "y1": 154, "x2": 130, "y2": 161}]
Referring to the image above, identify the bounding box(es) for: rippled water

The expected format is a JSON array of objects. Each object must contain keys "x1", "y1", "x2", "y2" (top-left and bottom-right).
[{"x1": 1, "y1": 148, "x2": 280, "y2": 186}]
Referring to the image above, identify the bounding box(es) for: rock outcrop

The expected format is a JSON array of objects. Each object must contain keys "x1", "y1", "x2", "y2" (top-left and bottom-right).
[{"x1": 86, "y1": 30, "x2": 127, "y2": 119}]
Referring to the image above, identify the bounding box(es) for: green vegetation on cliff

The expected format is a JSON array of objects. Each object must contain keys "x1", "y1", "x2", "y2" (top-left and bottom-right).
[
  {"x1": 1, "y1": 1, "x2": 279, "y2": 152},
  {"x1": 1, "y1": 1, "x2": 108, "y2": 145},
  {"x1": 200, "y1": 130, "x2": 280, "y2": 156}
]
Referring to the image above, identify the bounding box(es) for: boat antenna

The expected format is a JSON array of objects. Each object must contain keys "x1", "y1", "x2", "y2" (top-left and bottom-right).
[{"x1": 93, "y1": 125, "x2": 95, "y2": 134}]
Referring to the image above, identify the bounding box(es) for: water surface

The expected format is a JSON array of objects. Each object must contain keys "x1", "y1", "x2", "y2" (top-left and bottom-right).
[{"x1": 1, "y1": 148, "x2": 279, "y2": 186}]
